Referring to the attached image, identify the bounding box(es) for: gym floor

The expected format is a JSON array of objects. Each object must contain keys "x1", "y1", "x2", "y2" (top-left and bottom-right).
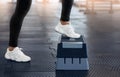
[{"x1": 0, "y1": 2, "x2": 120, "y2": 77}]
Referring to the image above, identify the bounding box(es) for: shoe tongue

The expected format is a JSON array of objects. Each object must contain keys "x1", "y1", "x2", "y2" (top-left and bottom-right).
[
  {"x1": 14, "y1": 47, "x2": 19, "y2": 50},
  {"x1": 14, "y1": 47, "x2": 22, "y2": 52},
  {"x1": 14, "y1": 47, "x2": 24, "y2": 54}
]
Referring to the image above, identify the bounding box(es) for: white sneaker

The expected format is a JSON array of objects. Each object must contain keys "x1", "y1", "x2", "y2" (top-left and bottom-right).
[
  {"x1": 5, "y1": 47, "x2": 31, "y2": 62},
  {"x1": 55, "y1": 22, "x2": 81, "y2": 38}
]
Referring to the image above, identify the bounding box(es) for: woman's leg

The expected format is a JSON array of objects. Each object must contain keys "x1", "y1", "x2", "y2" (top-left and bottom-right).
[
  {"x1": 5, "y1": 0, "x2": 32, "y2": 62},
  {"x1": 60, "y1": 0, "x2": 74, "y2": 24},
  {"x1": 55, "y1": 0, "x2": 80, "y2": 38},
  {"x1": 9, "y1": 0, "x2": 32, "y2": 49}
]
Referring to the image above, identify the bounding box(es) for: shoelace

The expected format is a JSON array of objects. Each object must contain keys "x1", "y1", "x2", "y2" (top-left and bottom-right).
[
  {"x1": 16, "y1": 47, "x2": 24, "y2": 55},
  {"x1": 67, "y1": 26, "x2": 75, "y2": 34}
]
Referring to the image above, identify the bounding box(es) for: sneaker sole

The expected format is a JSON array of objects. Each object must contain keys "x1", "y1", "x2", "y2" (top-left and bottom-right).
[
  {"x1": 6, "y1": 59, "x2": 31, "y2": 63},
  {"x1": 5, "y1": 56, "x2": 31, "y2": 62}
]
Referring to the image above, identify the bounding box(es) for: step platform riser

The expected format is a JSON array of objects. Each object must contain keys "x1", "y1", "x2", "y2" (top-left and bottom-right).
[
  {"x1": 57, "y1": 43, "x2": 87, "y2": 58},
  {"x1": 56, "y1": 35, "x2": 89, "y2": 70},
  {"x1": 62, "y1": 42, "x2": 83, "y2": 48},
  {"x1": 56, "y1": 58, "x2": 89, "y2": 70}
]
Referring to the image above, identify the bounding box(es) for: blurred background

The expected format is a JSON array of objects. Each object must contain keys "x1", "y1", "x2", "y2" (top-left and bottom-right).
[{"x1": 1, "y1": 0, "x2": 120, "y2": 14}]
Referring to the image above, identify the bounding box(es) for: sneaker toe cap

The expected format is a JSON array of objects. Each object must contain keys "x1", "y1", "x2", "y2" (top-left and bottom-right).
[
  {"x1": 23, "y1": 56, "x2": 31, "y2": 62},
  {"x1": 16, "y1": 56, "x2": 31, "y2": 62}
]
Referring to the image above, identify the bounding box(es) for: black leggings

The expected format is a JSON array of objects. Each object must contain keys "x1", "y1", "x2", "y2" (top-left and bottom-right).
[{"x1": 9, "y1": 0, "x2": 74, "y2": 47}]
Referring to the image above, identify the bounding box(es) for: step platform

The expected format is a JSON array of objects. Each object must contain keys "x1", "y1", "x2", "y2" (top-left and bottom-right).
[{"x1": 56, "y1": 35, "x2": 89, "y2": 70}]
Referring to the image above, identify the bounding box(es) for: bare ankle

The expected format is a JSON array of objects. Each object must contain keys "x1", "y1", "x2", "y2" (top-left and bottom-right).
[
  {"x1": 60, "y1": 21, "x2": 70, "y2": 25},
  {"x1": 8, "y1": 47, "x2": 16, "y2": 51}
]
